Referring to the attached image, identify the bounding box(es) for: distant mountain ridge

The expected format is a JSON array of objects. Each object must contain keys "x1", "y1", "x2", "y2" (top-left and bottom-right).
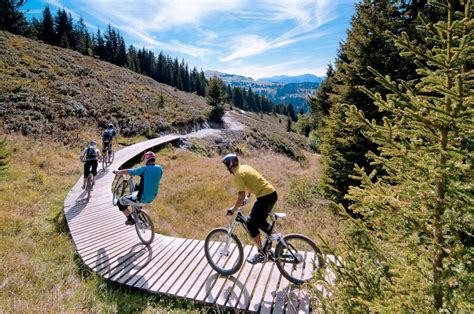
[
  {"x1": 257, "y1": 74, "x2": 324, "y2": 84},
  {"x1": 205, "y1": 70, "x2": 322, "y2": 111}
]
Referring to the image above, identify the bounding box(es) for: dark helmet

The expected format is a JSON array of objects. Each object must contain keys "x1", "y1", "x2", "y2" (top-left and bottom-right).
[
  {"x1": 107, "y1": 123, "x2": 114, "y2": 128},
  {"x1": 222, "y1": 153, "x2": 238, "y2": 170}
]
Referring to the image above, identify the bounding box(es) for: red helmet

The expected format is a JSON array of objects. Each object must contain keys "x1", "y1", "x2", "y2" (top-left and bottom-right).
[{"x1": 142, "y1": 151, "x2": 156, "y2": 162}]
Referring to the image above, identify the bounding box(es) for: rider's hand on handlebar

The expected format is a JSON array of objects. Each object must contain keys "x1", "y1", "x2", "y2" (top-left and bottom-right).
[
  {"x1": 242, "y1": 195, "x2": 249, "y2": 206},
  {"x1": 226, "y1": 207, "x2": 235, "y2": 216},
  {"x1": 113, "y1": 170, "x2": 118, "y2": 175}
]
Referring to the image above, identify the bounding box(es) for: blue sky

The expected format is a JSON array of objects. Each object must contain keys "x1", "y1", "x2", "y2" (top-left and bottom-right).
[{"x1": 24, "y1": 0, "x2": 357, "y2": 79}]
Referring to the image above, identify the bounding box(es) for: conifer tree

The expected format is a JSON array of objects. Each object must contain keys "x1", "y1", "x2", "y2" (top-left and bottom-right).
[
  {"x1": 0, "y1": 0, "x2": 28, "y2": 34},
  {"x1": 286, "y1": 114, "x2": 292, "y2": 132},
  {"x1": 316, "y1": 1, "x2": 473, "y2": 311},
  {"x1": 233, "y1": 87, "x2": 244, "y2": 109},
  {"x1": 287, "y1": 103, "x2": 296, "y2": 121},
  {"x1": 40, "y1": 6, "x2": 55, "y2": 45},
  {"x1": 318, "y1": 0, "x2": 420, "y2": 207},
  {"x1": 207, "y1": 76, "x2": 226, "y2": 122}
]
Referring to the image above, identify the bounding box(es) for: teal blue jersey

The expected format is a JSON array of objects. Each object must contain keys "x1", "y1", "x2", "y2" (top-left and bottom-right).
[{"x1": 129, "y1": 165, "x2": 163, "y2": 203}]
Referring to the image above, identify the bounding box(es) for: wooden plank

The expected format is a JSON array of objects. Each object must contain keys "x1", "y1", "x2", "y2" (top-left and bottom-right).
[
  {"x1": 80, "y1": 234, "x2": 150, "y2": 262},
  {"x1": 224, "y1": 246, "x2": 259, "y2": 308},
  {"x1": 72, "y1": 223, "x2": 131, "y2": 245},
  {"x1": 237, "y1": 255, "x2": 266, "y2": 310},
  {"x1": 247, "y1": 261, "x2": 274, "y2": 312},
  {"x1": 117, "y1": 236, "x2": 177, "y2": 285},
  {"x1": 297, "y1": 251, "x2": 315, "y2": 314},
  {"x1": 200, "y1": 242, "x2": 243, "y2": 303},
  {"x1": 176, "y1": 241, "x2": 220, "y2": 299},
  {"x1": 272, "y1": 275, "x2": 291, "y2": 313},
  {"x1": 188, "y1": 242, "x2": 239, "y2": 301},
  {"x1": 171, "y1": 241, "x2": 216, "y2": 297},
  {"x1": 157, "y1": 240, "x2": 205, "y2": 294},
  {"x1": 89, "y1": 233, "x2": 142, "y2": 273},
  {"x1": 106, "y1": 236, "x2": 168, "y2": 281},
  {"x1": 143, "y1": 239, "x2": 195, "y2": 291},
  {"x1": 129, "y1": 238, "x2": 188, "y2": 289},
  {"x1": 149, "y1": 239, "x2": 201, "y2": 292},
  {"x1": 260, "y1": 266, "x2": 282, "y2": 314},
  {"x1": 215, "y1": 245, "x2": 253, "y2": 307}
]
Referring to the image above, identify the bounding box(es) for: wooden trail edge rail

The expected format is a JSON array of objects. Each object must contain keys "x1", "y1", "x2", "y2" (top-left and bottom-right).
[{"x1": 63, "y1": 135, "x2": 314, "y2": 313}]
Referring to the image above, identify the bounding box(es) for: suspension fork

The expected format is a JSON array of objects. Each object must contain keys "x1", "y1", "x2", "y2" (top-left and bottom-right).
[{"x1": 222, "y1": 221, "x2": 237, "y2": 255}]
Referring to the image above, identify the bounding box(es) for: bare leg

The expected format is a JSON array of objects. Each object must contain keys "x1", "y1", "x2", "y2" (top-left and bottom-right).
[
  {"x1": 123, "y1": 208, "x2": 131, "y2": 217},
  {"x1": 92, "y1": 176, "x2": 96, "y2": 185},
  {"x1": 252, "y1": 234, "x2": 263, "y2": 251},
  {"x1": 82, "y1": 177, "x2": 86, "y2": 188}
]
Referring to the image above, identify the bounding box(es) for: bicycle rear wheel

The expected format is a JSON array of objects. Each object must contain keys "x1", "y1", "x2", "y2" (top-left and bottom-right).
[
  {"x1": 134, "y1": 210, "x2": 155, "y2": 245},
  {"x1": 102, "y1": 155, "x2": 107, "y2": 171},
  {"x1": 275, "y1": 233, "x2": 324, "y2": 285},
  {"x1": 204, "y1": 228, "x2": 243, "y2": 276},
  {"x1": 112, "y1": 175, "x2": 129, "y2": 205},
  {"x1": 109, "y1": 150, "x2": 115, "y2": 163}
]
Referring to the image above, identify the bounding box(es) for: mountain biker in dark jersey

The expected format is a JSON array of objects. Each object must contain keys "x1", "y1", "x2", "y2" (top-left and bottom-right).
[
  {"x1": 113, "y1": 151, "x2": 163, "y2": 225},
  {"x1": 223, "y1": 153, "x2": 278, "y2": 264},
  {"x1": 80, "y1": 141, "x2": 101, "y2": 189},
  {"x1": 102, "y1": 123, "x2": 117, "y2": 157}
]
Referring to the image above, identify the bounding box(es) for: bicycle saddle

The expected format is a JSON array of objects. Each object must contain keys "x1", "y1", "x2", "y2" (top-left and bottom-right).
[{"x1": 270, "y1": 212, "x2": 287, "y2": 219}]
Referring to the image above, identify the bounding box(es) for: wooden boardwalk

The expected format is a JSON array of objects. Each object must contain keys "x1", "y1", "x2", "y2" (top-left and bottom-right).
[{"x1": 64, "y1": 135, "x2": 315, "y2": 313}]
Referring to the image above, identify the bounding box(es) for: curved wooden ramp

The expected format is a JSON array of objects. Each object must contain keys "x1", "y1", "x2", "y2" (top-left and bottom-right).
[{"x1": 64, "y1": 135, "x2": 313, "y2": 313}]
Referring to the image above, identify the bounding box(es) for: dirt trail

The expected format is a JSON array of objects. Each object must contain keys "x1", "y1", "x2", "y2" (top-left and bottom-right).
[{"x1": 182, "y1": 112, "x2": 246, "y2": 139}]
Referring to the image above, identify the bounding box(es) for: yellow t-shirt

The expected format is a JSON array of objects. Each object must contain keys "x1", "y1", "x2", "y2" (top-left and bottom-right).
[{"x1": 234, "y1": 165, "x2": 275, "y2": 198}]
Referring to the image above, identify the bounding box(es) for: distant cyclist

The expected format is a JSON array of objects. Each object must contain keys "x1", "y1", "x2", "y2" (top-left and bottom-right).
[
  {"x1": 102, "y1": 123, "x2": 117, "y2": 158},
  {"x1": 113, "y1": 151, "x2": 163, "y2": 225},
  {"x1": 222, "y1": 154, "x2": 278, "y2": 264},
  {"x1": 80, "y1": 141, "x2": 101, "y2": 189}
]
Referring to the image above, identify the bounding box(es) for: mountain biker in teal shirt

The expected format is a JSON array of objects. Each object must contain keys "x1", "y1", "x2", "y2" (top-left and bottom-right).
[{"x1": 113, "y1": 151, "x2": 163, "y2": 225}]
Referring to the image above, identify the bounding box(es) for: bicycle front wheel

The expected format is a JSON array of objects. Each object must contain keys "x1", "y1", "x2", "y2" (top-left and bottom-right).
[
  {"x1": 112, "y1": 175, "x2": 129, "y2": 206},
  {"x1": 135, "y1": 210, "x2": 155, "y2": 245},
  {"x1": 275, "y1": 233, "x2": 324, "y2": 285},
  {"x1": 204, "y1": 228, "x2": 243, "y2": 276}
]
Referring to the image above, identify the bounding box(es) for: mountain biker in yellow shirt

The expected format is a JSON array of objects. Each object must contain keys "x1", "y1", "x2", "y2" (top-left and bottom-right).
[{"x1": 223, "y1": 153, "x2": 278, "y2": 264}]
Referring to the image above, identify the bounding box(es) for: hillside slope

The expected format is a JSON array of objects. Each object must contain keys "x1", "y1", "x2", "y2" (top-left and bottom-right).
[{"x1": 0, "y1": 32, "x2": 210, "y2": 142}]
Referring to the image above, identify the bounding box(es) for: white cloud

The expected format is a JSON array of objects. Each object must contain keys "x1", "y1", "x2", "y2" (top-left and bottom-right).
[
  {"x1": 80, "y1": 0, "x2": 243, "y2": 57},
  {"x1": 220, "y1": 0, "x2": 336, "y2": 61},
  {"x1": 128, "y1": 29, "x2": 210, "y2": 58}
]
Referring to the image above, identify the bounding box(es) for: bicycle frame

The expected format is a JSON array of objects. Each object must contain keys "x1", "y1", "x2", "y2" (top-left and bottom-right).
[{"x1": 222, "y1": 208, "x2": 289, "y2": 258}]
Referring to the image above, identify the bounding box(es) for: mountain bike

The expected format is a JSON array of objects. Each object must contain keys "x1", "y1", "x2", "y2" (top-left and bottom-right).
[
  {"x1": 102, "y1": 142, "x2": 114, "y2": 170},
  {"x1": 85, "y1": 173, "x2": 93, "y2": 201},
  {"x1": 112, "y1": 173, "x2": 155, "y2": 245},
  {"x1": 81, "y1": 159, "x2": 95, "y2": 201},
  {"x1": 204, "y1": 207, "x2": 324, "y2": 285}
]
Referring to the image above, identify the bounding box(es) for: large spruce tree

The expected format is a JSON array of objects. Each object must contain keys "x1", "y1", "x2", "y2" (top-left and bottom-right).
[
  {"x1": 317, "y1": 0, "x2": 420, "y2": 207},
  {"x1": 315, "y1": 0, "x2": 473, "y2": 311}
]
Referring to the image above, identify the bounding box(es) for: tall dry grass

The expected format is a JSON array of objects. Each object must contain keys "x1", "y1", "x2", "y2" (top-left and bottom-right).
[{"x1": 149, "y1": 147, "x2": 342, "y2": 246}]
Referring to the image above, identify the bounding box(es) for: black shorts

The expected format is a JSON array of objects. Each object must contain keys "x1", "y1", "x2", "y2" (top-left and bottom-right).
[
  {"x1": 84, "y1": 160, "x2": 98, "y2": 177},
  {"x1": 247, "y1": 191, "x2": 278, "y2": 238},
  {"x1": 102, "y1": 141, "x2": 112, "y2": 152}
]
